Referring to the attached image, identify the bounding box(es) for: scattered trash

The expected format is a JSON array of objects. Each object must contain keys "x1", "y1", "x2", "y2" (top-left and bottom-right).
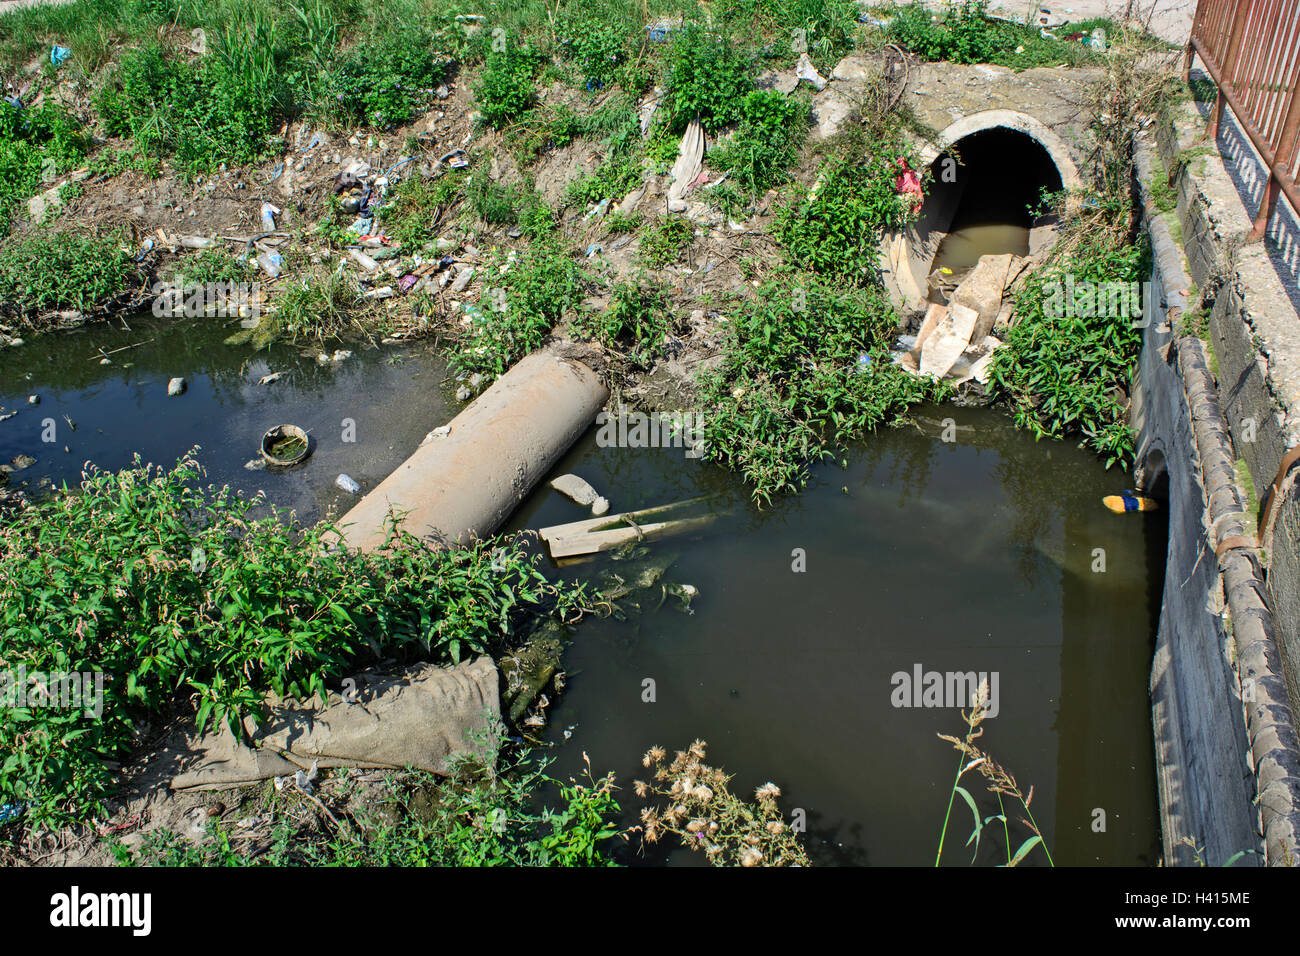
[
  {"x1": 0, "y1": 411, "x2": 16, "y2": 423},
  {"x1": 638, "y1": 87, "x2": 664, "y2": 136},
  {"x1": 258, "y1": 424, "x2": 310, "y2": 467},
  {"x1": 179, "y1": 236, "x2": 215, "y2": 249},
  {"x1": 795, "y1": 53, "x2": 827, "y2": 91},
  {"x1": 585, "y1": 243, "x2": 603, "y2": 258},
  {"x1": 1103, "y1": 491, "x2": 1159, "y2": 514},
  {"x1": 256, "y1": 251, "x2": 283, "y2": 278},
  {"x1": 438, "y1": 149, "x2": 469, "y2": 170},
  {"x1": 425, "y1": 425, "x2": 452, "y2": 443},
  {"x1": 550, "y1": 473, "x2": 605, "y2": 509},
  {"x1": 894, "y1": 157, "x2": 923, "y2": 213},
  {"x1": 667, "y1": 121, "x2": 705, "y2": 208},
  {"x1": 449, "y1": 266, "x2": 475, "y2": 294},
  {"x1": 0, "y1": 802, "x2": 26, "y2": 825},
  {"x1": 592, "y1": 496, "x2": 610, "y2": 517},
  {"x1": 244, "y1": 457, "x2": 266, "y2": 471},
  {"x1": 50, "y1": 46, "x2": 71, "y2": 67},
  {"x1": 349, "y1": 248, "x2": 379, "y2": 272},
  {"x1": 335, "y1": 473, "x2": 361, "y2": 495},
  {"x1": 583, "y1": 197, "x2": 610, "y2": 221},
  {"x1": 260, "y1": 201, "x2": 281, "y2": 232},
  {"x1": 455, "y1": 385, "x2": 472, "y2": 402},
  {"x1": 647, "y1": 19, "x2": 677, "y2": 41},
  {"x1": 257, "y1": 371, "x2": 283, "y2": 386},
  {"x1": 27, "y1": 395, "x2": 38, "y2": 405},
  {"x1": 3, "y1": 454, "x2": 36, "y2": 473},
  {"x1": 167, "y1": 377, "x2": 187, "y2": 397}
]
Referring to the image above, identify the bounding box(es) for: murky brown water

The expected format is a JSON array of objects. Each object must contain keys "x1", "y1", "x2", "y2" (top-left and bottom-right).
[
  {"x1": 0, "y1": 314, "x2": 456, "y2": 524},
  {"x1": 932, "y1": 221, "x2": 1031, "y2": 276},
  {"x1": 3, "y1": 319, "x2": 1163, "y2": 867},
  {"x1": 511, "y1": 406, "x2": 1164, "y2": 867}
]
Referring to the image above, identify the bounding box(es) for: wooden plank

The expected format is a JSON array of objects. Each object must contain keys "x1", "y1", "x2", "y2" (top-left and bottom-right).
[
  {"x1": 537, "y1": 496, "x2": 711, "y2": 541},
  {"x1": 544, "y1": 515, "x2": 719, "y2": 559}
]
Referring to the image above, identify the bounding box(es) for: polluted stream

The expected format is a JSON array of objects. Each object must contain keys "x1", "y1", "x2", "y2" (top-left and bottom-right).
[
  {"x1": 2, "y1": 319, "x2": 1161, "y2": 867},
  {"x1": 0, "y1": 314, "x2": 457, "y2": 522},
  {"x1": 509, "y1": 407, "x2": 1163, "y2": 867}
]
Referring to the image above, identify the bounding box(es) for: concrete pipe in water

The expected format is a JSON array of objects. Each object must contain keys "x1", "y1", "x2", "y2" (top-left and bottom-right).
[{"x1": 335, "y1": 350, "x2": 608, "y2": 551}]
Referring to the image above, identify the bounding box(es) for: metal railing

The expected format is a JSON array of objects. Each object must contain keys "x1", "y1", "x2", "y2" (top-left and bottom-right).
[{"x1": 1186, "y1": 0, "x2": 1300, "y2": 241}]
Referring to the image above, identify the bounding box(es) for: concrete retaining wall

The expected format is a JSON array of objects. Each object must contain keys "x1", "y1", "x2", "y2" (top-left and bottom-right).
[{"x1": 1133, "y1": 130, "x2": 1300, "y2": 865}]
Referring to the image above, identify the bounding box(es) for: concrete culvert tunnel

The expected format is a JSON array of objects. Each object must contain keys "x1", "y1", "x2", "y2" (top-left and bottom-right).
[
  {"x1": 888, "y1": 114, "x2": 1081, "y2": 384},
  {"x1": 922, "y1": 128, "x2": 1063, "y2": 293},
  {"x1": 885, "y1": 112, "x2": 1080, "y2": 313}
]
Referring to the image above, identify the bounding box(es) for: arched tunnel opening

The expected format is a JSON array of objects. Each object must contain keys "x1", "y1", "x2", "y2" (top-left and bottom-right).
[{"x1": 908, "y1": 126, "x2": 1065, "y2": 304}]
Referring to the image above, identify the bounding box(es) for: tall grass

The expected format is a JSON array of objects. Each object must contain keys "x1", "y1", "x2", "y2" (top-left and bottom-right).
[{"x1": 935, "y1": 680, "x2": 1053, "y2": 867}]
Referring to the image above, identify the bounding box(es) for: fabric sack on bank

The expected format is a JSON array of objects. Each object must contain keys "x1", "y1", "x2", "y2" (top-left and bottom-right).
[{"x1": 171, "y1": 656, "x2": 500, "y2": 791}]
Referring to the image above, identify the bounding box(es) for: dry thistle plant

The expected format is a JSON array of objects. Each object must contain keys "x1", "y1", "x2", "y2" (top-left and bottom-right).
[
  {"x1": 936, "y1": 679, "x2": 1054, "y2": 867},
  {"x1": 632, "y1": 739, "x2": 809, "y2": 867},
  {"x1": 1047, "y1": 14, "x2": 1184, "y2": 261}
]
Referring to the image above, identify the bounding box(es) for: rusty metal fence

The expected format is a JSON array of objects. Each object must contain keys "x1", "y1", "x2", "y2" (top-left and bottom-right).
[{"x1": 1187, "y1": 0, "x2": 1300, "y2": 241}]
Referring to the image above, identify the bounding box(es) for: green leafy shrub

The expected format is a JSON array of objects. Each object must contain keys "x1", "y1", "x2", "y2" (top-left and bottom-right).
[
  {"x1": 698, "y1": 276, "x2": 941, "y2": 501},
  {"x1": 572, "y1": 277, "x2": 670, "y2": 368},
  {"x1": 986, "y1": 237, "x2": 1147, "y2": 467},
  {"x1": 565, "y1": 156, "x2": 642, "y2": 208},
  {"x1": 380, "y1": 169, "x2": 467, "y2": 247},
  {"x1": 327, "y1": 29, "x2": 453, "y2": 128},
  {"x1": 638, "y1": 215, "x2": 693, "y2": 268},
  {"x1": 709, "y1": 89, "x2": 808, "y2": 194},
  {"x1": 888, "y1": 0, "x2": 1102, "y2": 68},
  {"x1": 0, "y1": 453, "x2": 588, "y2": 823},
  {"x1": 556, "y1": 10, "x2": 629, "y2": 86},
  {"x1": 173, "y1": 249, "x2": 254, "y2": 286},
  {"x1": 507, "y1": 104, "x2": 583, "y2": 164},
  {"x1": 604, "y1": 210, "x2": 642, "y2": 233},
  {"x1": 0, "y1": 231, "x2": 138, "y2": 326},
  {"x1": 450, "y1": 240, "x2": 585, "y2": 379},
  {"x1": 463, "y1": 167, "x2": 553, "y2": 237},
  {"x1": 716, "y1": 0, "x2": 858, "y2": 63},
  {"x1": 96, "y1": 43, "x2": 277, "y2": 171},
  {"x1": 0, "y1": 99, "x2": 90, "y2": 234},
  {"x1": 776, "y1": 147, "x2": 919, "y2": 285},
  {"x1": 236, "y1": 267, "x2": 366, "y2": 347},
  {"x1": 662, "y1": 22, "x2": 754, "y2": 132},
  {"x1": 474, "y1": 44, "x2": 543, "y2": 128}
]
